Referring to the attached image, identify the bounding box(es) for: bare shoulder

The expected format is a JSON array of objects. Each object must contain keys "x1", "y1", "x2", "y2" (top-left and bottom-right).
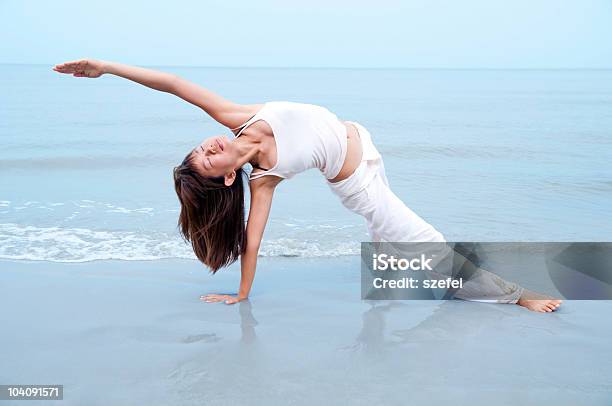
[
  {"x1": 248, "y1": 174, "x2": 283, "y2": 194},
  {"x1": 224, "y1": 103, "x2": 266, "y2": 130}
]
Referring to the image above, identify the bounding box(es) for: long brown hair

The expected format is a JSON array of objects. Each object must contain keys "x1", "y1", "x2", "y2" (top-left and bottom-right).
[{"x1": 173, "y1": 152, "x2": 246, "y2": 273}]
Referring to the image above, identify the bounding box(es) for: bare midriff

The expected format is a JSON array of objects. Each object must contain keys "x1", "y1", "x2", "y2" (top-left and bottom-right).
[{"x1": 327, "y1": 122, "x2": 363, "y2": 183}]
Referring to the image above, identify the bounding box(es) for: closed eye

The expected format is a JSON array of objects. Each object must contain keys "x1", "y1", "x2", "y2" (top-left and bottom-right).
[{"x1": 200, "y1": 156, "x2": 212, "y2": 171}]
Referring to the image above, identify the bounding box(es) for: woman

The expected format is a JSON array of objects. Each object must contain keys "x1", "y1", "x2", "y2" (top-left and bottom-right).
[{"x1": 53, "y1": 59, "x2": 562, "y2": 312}]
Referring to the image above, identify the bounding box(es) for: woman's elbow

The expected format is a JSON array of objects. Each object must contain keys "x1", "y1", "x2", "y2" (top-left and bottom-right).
[{"x1": 164, "y1": 74, "x2": 183, "y2": 94}]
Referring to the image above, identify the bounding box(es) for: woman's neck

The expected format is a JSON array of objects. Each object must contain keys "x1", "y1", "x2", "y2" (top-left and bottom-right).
[{"x1": 233, "y1": 135, "x2": 263, "y2": 170}]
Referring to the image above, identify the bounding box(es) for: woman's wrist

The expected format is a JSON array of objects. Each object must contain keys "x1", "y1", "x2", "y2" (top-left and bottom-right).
[
  {"x1": 237, "y1": 285, "x2": 250, "y2": 300},
  {"x1": 100, "y1": 60, "x2": 114, "y2": 75}
]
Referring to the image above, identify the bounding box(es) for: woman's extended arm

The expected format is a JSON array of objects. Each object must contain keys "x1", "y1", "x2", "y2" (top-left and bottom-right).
[
  {"x1": 202, "y1": 178, "x2": 278, "y2": 304},
  {"x1": 53, "y1": 59, "x2": 257, "y2": 129}
]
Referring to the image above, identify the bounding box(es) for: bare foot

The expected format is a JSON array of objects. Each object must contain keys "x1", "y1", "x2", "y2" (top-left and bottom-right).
[{"x1": 517, "y1": 289, "x2": 562, "y2": 313}]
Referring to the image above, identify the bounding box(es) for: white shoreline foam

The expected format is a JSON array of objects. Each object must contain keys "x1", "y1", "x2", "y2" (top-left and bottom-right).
[{"x1": 0, "y1": 223, "x2": 361, "y2": 262}]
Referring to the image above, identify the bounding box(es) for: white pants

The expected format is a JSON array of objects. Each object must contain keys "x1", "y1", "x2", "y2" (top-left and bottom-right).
[{"x1": 327, "y1": 122, "x2": 524, "y2": 303}]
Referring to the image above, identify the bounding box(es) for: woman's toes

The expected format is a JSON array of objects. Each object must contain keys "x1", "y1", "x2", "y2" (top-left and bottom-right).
[{"x1": 517, "y1": 296, "x2": 563, "y2": 313}]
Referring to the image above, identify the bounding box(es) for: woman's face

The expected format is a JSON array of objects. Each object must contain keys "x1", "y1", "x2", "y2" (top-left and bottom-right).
[{"x1": 190, "y1": 136, "x2": 238, "y2": 178}]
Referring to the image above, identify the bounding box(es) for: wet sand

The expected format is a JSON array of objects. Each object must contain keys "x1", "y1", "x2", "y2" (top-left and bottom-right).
[{"x1": 0, "y1": 257, "x2": 611, "y2": 405}]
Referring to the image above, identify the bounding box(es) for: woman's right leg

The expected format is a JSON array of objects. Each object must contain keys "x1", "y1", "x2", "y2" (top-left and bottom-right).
[
  {"x1": 328, "y1": 123, "x2": 558, "y2": 307},
  {"x1": 337, "y1": 158, "x2": 525, "y2": 303}
]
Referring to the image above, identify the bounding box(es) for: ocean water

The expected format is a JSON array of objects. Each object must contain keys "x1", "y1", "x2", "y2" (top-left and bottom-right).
[{"x1": 1, "y1": 65, "x2": 611, "y2": 262}]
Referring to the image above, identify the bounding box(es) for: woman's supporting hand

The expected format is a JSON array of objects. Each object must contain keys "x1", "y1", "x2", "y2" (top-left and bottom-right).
[
  {"x1": 53, "y1": 59, "x2": 106, "y2": 78},
  {"x1": 200, "y1": 294, "x2": 246, "y2": 305}
]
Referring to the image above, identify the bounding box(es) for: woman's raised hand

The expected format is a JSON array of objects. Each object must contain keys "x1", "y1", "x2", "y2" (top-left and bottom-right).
[{"x1": 53, "y1": 59, "x2": 106, "y2": 78}]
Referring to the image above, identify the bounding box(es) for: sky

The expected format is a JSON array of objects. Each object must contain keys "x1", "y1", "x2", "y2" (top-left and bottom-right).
[{"x1": 1, "y1": 0, "x2": 611, "y2": 68}]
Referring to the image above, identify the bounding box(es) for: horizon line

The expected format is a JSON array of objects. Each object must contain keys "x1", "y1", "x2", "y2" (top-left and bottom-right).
[{"x1": 2, "y1": 62, "x2": 612, "y2": 71}]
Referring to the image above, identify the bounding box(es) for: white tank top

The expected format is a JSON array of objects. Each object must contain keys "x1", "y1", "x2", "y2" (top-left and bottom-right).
[{"x1": 231, "y1": 101, "x2": 348, "y2": 180}]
